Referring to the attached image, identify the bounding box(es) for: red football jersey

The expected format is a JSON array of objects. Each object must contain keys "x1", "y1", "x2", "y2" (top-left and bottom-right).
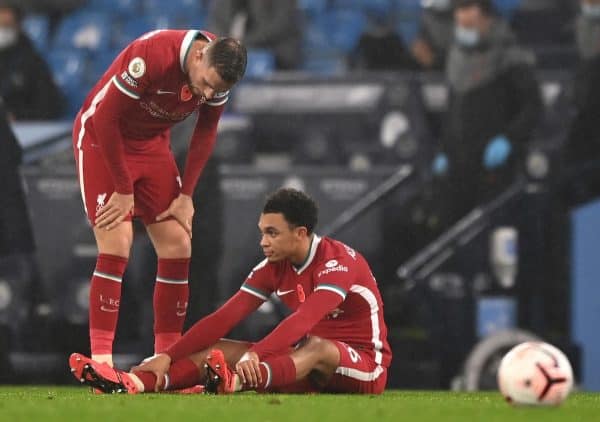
[
  {"x1": 75, "y1": 29, "x2": 229, "y2": 195},
  {"x1": 241, "y1": 236, "x2": 392, "y2": 367},
  {"x1": 78, "y1": 29, "x2": 227, "y2": 143}
]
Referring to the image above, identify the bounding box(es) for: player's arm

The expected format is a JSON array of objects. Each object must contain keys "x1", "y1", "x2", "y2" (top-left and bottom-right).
[
  {"x1": 165, "y1": 264, "x2": 274, "y2": 361},
  {"x1": 249, "y1": 289, "x2": 345, "y2": 359},
  {"x1": 164, "y1": 289, "x2": 263, "y2": 362},
  {"x1": 180, "y1": 101, "x2": 226, "y2": 196}
]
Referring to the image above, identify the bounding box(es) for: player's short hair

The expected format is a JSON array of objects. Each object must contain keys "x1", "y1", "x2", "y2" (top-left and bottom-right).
[
  {"x1": 454, "y1": 0, "x2": 494, "y2": 15},
  {"x1": 207, "y1": 37, "x2": 247, "y2": 84},
  {"x1": 263, "y1": 188, "x2": 318, "y2": 234}
]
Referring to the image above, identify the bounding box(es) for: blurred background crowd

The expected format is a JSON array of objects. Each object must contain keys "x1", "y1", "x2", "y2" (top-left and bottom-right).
[{"x1": 1, "y1": 0, "x2": 600, "y2": 392}]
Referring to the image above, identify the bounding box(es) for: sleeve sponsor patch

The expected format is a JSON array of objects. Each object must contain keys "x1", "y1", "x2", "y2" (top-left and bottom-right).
[
  {"x1": 128, "y1": 57, "x2": 146, "y2": 78},
  {"x1": 120, "y1": 71, "x2": 139, "y2": 88}
]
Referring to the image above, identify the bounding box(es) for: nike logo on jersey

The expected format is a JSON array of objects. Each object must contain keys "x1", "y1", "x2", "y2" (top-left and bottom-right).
[
  {"x1": 176, "y1": 310, "x2": 186, "y2": 316},
  {"x1": 276, "y1": 289, "x2": 295, "y2": 296},
  {"x1": 156, "y1": 89, "x2": 176, "y2": 95}
]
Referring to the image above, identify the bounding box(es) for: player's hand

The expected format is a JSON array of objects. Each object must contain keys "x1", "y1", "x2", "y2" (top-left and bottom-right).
[
  {"x1": 235, "y1": 351, "x2": 262, "y2": 388},
  {"x1": 156, "y1": 194, "x2": 194, "y2": 238},
  {"x1": 131, "y1": 353, "x2": 172, "y2": 392},
  {"x1": 95, "y1": 192, "x2": 134, "y2": 230}
]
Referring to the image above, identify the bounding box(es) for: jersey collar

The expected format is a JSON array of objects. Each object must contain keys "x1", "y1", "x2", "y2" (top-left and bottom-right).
[
  {"x1": 179, "y1": 30, "x2": 212, "y2": 72},
  {"x1": 292, "y1": 234, "x2": 321, "y2": 275}
]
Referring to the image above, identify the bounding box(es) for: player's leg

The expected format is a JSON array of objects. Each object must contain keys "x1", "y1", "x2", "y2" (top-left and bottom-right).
[
  {"x1": 73, "y1": 123, "x2": 134, "y2": 367},
  {"x1": 145, "y1": 219, "x2": 191, "y2": 353},
  {"x1": 69, "y1": 339, "x2": 252, "y2": 393},
  {"x1": 138, "y1": 154, "x2": 191, "y2": 354},
  {"x1": 202, "y1": 336, "x2": 339, "y2": 394},
  {"x1": 89, "y1": 225, "x2": 133, "y2": 366}
]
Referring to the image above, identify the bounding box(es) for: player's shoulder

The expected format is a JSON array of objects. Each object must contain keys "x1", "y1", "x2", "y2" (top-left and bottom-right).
[
  {"x1": 318, "y1": 237, "x2": 360, "y2": 264},
  {"x1": 312, "y1": 237, "x2": 361, "y2": 277},
  {"x1": 247, "y1": 257, "x2": 282, "y2": 278}
]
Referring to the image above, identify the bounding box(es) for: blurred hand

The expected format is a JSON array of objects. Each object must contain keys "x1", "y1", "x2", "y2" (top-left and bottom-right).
[
  {"x1": 483, "y1": 135, "x2": 512, "y2": 169},
  {"x1": 432, "y1": 153, "x2": 449, "y2": 176},
  {"x1": 156, "y1": 193, "x2": 194, "y2": 238},
  {"x1": 131, "y1": 353, "x2": 172, "y2": 392},
  {"x1": 235, "y1": 351, "x2": 262, "y2": 388},
  {"x1": 95, "y1": 192, "x2": 134, "y2": 230},
  {"x1": 412, "y1": 38, "x2": 435, "y2": 68}
]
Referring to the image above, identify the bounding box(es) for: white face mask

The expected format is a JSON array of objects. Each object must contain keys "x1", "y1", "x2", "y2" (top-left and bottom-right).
[
  {"x1": 0, "y1": 27, "x2": 17, "y2": 49},
  {"x1": 455, "y1": 25, "x2": 480, "y2": 47},
  {"x1": 582, "y1": 3, "x2": 600, "y2": 19}
]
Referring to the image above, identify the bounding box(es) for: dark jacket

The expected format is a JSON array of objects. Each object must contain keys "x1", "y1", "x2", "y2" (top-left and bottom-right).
[
  {"x1": 0, "y1": 33, "x2": 65, "y2": 120},
  {"x1": 443, "y1": 21, "x2": 542, "y2": 173},
  {"x1": 567, "y1": 15, "x2": 600, "y2": 164},
  {"x1": 0, "y1": 98, "x2": 34, "y2": 255}
]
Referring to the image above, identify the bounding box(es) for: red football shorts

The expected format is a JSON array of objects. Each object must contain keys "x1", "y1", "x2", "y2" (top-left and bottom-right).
[
  {"x1": 323, "y1": 341, "x2": 387, "y2": 394},
  {"x1": 73, "y1": 112, "x2": 181, "y2": 226},
  {"x1": 272, "y1": 341, "x2": 387, "y2": 395}
]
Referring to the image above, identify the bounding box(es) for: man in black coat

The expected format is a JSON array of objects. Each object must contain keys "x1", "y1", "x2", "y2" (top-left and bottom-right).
[
  {"x1": 563, "y1": 0, "x2": 600, "y2": 205},
  {"x1": 0, "y1": 96, "x2": 35, "y2": 256},
  {"x1": 434, "y1": 0, "x2": 542, "y2": 224},
  {"x1": 0, "y1": 1, "x2": 65, "y2": 119}
]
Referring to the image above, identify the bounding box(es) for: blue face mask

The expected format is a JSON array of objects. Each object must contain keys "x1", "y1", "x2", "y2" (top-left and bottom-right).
[
  {"x1": 455, "y1": 25, "x2": 480, "y2": 47},
  {"x1": 582, "y1": 3, "x2": 600, "y2": 19}
]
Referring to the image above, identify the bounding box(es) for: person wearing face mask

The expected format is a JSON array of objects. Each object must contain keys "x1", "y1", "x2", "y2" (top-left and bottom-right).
[
  {"x1": 432, "y1": 0, "x2": 542, "y2": 226},
  {"x1": 562, "y1": 0, "x2": 600, "y2": 205},
  {"x1": 412, "y1": 0, "x2": 455, "y2": 70},
  {"x1": 0, "y1": 1, "x2": 65, "y2": 119}
]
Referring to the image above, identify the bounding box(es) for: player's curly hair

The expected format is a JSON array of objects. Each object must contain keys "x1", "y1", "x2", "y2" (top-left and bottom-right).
[
  {"x1": 207, "y1": 37, "x2": 247, "y2": 84},
  {"x1": 263, "y1": 188, "x2": 318, "y2": 234}
]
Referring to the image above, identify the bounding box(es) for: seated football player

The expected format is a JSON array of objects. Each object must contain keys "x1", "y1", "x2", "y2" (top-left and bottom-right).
[{"x1": 69, "y1": 188, "x2": 392, "y2": 394}]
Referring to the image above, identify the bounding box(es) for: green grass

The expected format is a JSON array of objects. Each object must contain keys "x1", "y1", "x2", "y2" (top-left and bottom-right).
[{"x1": 0, "y1": 387, "x2": 598, "y2": 421}]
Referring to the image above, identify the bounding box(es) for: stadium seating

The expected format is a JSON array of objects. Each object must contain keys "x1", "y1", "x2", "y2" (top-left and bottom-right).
[
  {"x1": 53, "y1": 11, "x2": 112, "y2": 52},
  {"x1": 46, "y1": 49, "x2": 89, "y2": 116},
  {"x1": 87, "y1": 0, "x2": 142, "y2": 18},
  {"x1": 245, "y1": 49, "x2": 276, "y2": 78},
  {"x1": 21, "y1": 14, "x2": 50, "y2": 51}
]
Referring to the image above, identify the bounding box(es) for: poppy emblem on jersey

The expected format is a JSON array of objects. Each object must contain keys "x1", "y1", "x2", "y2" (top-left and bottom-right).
[
  {"x1": 297, "y1": 284, "x2": 305, "y2": 303},
  {"x1": 180, "y1": 84, "x2": 193, "y2": 102},
  {"x1": 128, "y1": 57, "x2": 146, "y2": 78},
  {"x1": 325, "y1": 260, "x2": 338, "y2": 268}
]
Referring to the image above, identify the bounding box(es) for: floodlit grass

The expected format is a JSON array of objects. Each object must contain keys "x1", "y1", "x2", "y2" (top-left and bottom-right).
[{"x1": 0, "y1": 387, "x2": 598, "y2": 421}]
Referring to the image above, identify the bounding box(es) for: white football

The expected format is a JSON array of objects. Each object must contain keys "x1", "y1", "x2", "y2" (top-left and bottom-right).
[{"x1": 497, "y1": 341, "x2": 573, "y2": 406}]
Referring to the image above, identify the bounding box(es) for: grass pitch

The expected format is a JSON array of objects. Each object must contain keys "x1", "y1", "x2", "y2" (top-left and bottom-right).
[{"x1": 1, "y1": 387, "x2": 598, "y2": 421}]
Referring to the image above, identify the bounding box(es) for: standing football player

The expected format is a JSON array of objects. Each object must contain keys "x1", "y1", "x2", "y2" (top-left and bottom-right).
[
  {"x1": 73, "y1": 29, "x2": 246, "y2": 367},
  {"x1": 70, "y1": 188, "x2": 392, "y2": 395}
]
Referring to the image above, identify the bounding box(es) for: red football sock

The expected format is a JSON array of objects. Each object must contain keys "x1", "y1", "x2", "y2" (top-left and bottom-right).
[
  {"x1": 133, "y1": 358, "x2": 200, "y2": 392},
  {"x1": 258, "y1": 355, "x2": 297, "y2": 390},
  {"x1": 89, "y1": 254, "x2": 128, "y2": 355},
  {"x1": 153, "y1": 258, "x2": 190, "y2": 353}
]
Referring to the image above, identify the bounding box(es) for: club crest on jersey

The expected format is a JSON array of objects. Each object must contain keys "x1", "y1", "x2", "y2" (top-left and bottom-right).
[
  {"x1": 96, "y1": 192, "x2": 107, "y2": 212},
  {"x1": 128, "y1": 57, "x2": 146, "y2": 78},
  {"x1": 180, "y1": 84, "x2": 193, "y2": 102}
]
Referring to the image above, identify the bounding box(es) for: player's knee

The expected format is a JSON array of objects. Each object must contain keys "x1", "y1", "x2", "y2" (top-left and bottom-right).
[
  {"x1": 97, "y1": 233, "x2": 132, "y2": 257},
  {"x1": 159, "y1": 233, "x2": 191, "y2": 258}
]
